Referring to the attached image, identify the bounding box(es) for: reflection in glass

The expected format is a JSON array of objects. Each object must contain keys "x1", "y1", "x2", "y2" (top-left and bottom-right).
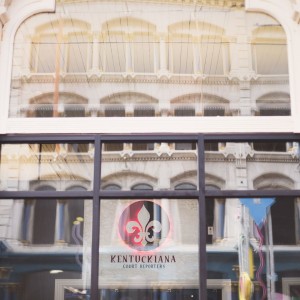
[
  {"x1": 101, "y1": 142, "x2": 198, "y2": 190},
  {"x1": 206, "y1": 198, "x2": 300, "y2": 299},
  {"x1": 205, "y1": 141, "x2": 300, "y2": 190},
  {"x1": 10, "y1": 3, "x2": 290, "y2": 118},
  {"x1": 0, "y1": 143, "x2": 93, "y2": 191},
  {"x1": 0, "y1": 199, "x2": 91, "y2": 300},
  {"x1": 99, "y1": 199, "x2": 199, "y2": 292}
]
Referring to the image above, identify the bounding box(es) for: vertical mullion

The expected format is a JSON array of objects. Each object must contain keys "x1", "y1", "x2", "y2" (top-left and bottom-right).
[
  {"x1": 91, "y1": 136, "x2": 101, "y2": 300},
  {"x1": 198, "y1": 134, "x2": 207, "y2": 300}
]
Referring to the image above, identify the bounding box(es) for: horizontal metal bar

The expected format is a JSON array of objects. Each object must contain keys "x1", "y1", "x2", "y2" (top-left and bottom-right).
[
  {"x1": 98, "y1": 190, "x2": 199, "y2": 199},
  {"x1": 99, "y1": 134, "x2": 199, "y2": 142},
  {"x1": 0, "y1": 190, "x2": 94, "y2": 199},
  {"x1": 205, "y1": 189, "x2": 300, "y2": 198},
  {"x1": 1, "y1": 133, "x2": 300, "y2": 143},
  {"x1": 2, "y1": 189, "x2": 300, "y2": 199},
  {"x1": 0, "y1": 134, "x2": 96, "y2": 143},
  {"x1": 204, "y1": 133, "x2": 300, "y2": 142}
]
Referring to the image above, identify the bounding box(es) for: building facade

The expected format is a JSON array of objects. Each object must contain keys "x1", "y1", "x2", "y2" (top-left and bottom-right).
[{"x1": 1, "y1": 0, "x2": 300, "y2": 299}]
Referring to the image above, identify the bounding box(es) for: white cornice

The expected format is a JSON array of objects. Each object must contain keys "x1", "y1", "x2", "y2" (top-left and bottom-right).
[{"x1": 58, "y1": 0, "x2": 244, "y2": 7}]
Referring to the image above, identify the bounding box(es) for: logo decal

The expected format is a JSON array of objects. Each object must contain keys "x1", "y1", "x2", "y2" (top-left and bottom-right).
[{"x1": 119, "y1": 201, "x2": 170, "y2": 251}]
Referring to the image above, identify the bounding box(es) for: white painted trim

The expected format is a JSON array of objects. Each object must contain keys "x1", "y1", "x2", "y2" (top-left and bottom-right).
[
  {"x1": 5, "y1": 116, "x2": 295, "y2": 134},
  {"x1": 0, "y1": 0, "x2": 55, "y2": 134},
  {"x1": 282, "y1": 277, "x2": 300, "y2": 297},
  {"x1": 245, "y1": 0, "x2": 300, "y2": 133}
]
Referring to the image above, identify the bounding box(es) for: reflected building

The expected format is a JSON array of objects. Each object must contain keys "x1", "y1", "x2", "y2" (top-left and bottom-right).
[{"x1": 1, "y1": 0, "x2": 300, "y2": 299}]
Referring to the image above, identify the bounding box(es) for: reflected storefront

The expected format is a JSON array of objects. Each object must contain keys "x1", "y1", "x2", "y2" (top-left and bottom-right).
[{"x1": 1, "y1": 135, "x2": 300, "y2": 299}]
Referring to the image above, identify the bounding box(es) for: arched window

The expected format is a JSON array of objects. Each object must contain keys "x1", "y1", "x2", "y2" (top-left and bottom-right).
[
  {"x1": 28, "y1": 93, "x2": 88, "y2": 118},
  {"x1": 102, "y1": 17, "x2": 157, "y2": 73},
  {"x1": 256, "y1": 92, "x2": 290, "y2": 116},
  {"x1": 252, "y1": 22, "x2": 288, "y2": 75},
  {"x1": 168, "y1": 21, "x2": 228, "y2": 75},
  {"x1": 103, "y1": 184, "x2": 122, "y2": 190},
  {"x1": 254, "y1": 176, "x2": 297, "y2": 245},
  {"x1": 131, "y1": 183, "x2": 153, "y2": 190},
  {"x1": 174, "y1": 183, "x2": 197, "y2": 190},
  {"x1": 29, "y1": 19, "x2": 91, "y2": 74}
]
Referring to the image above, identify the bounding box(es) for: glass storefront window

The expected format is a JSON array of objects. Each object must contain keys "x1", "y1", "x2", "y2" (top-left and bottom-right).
[
  {"x1": 9, "y1": 2, "x2": 290, "y2": 118},
  {"x1": 1, "y1": 134, "x2": 300, "y2": 299},
  {"x1": 0, "y1": 143, "x2": 94, "y2": 191},
  {"x1": 101, "y1": 142, "x2": 198, "y2": 191},
  {"x1": 98, "y1": 199, "x2": 199, "y2": 296},
  {"x1": 205, "y1": 141, "x2": 300, "y2": 190},
  {"x1": 0, "y1": 198, "x2": 91, "y2": 300},
  {"x1": 206, "y1": 197, "x2": 300, "y2": 299}
]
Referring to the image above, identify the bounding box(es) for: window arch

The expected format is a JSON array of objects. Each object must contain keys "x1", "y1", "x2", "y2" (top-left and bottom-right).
[
  {"x1": 131, "y1": 183, "x2": 153, "y2": 190},
  {"x1": 251, "y1": 20, "x2": 288, "y2": 75},
  {"x1": 102, "y1": 184, "x2": 122, "y2": 190},
  {"x1": 174, "y1": 183, "x2": 197, "y2": 190},
  {"x1": 27, "y1": 92, "x2": 88, "y2": 118},
  {"x1": 170, "y1": 93, "x2": 230, "y2": 117},
  {"x1": 102, "y1": 17, "x2": 157, "y2": 73},
  {"x1": 29, "y1": 18, "x2": 91, "y2": 74},
  {"x1": 256, "y1": 92, "x2": 290, "y2": 116},
  {"x1": 167, "y1": 21, "x2": 229, "y2": 75}
]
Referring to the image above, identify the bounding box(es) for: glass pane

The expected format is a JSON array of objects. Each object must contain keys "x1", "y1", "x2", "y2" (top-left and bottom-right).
[
  {"x1": 205, "y1": 141, "x2": 300, "y2": 190},
  {"x1": 10, "y1": 6, "x2": 290, "y2": 118},
  {"x1": 206, "y1": 197, "x2": 300, "y2": 299},
  {"x1": 67, "y1": 34, "x2": 89, "y2": 73},
  {"x1": 0, "y1": 199, "x2": 92, "y2": 299},
  {"x1": 99, "y1": 199, "x2": 199, "y2": 294},
  {"x1": 0, "y1": 143, "x2": 94, "y2": 191},
  {"x1": 101, "y1": 142, "x2": 198, "y2": 190}
]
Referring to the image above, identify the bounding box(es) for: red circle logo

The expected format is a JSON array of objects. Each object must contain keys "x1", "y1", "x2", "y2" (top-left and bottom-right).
[{"x1": 118, "y1": 201, "x2": 170, "y2": 251}]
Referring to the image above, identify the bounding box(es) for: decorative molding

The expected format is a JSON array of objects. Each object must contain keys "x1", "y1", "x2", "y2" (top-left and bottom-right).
[
  {"x1": 292, "y1": 1, "x2": 300, "y2": 24},
  {"x1": 58, "y1": 0, "x2": 244, "y2": 8}
]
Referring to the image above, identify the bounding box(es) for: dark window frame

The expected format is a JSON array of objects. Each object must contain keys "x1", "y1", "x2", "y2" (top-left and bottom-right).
[{"x1": 1, "y1": 132, "x2": 300, "y2": 300}]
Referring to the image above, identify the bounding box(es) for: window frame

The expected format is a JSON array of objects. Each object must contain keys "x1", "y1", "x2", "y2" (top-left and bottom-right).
[{"x1": 2, "y1": 132, "x2": 300, "y2": 300}]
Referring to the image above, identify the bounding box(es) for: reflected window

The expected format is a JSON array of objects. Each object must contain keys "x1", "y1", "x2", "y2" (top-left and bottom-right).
[
  {"x1": 103, "y1": 184, "x2": 122, "y2": 190},
  {"x1": 64, "y1": 105, "x2": 85, "y2": 117},
  {"x1": 175, "y1": 183, "x2": 197, "y2": 190},
  {"x1": 175, "y1": 143, "x2": 196, "y2": 150},
  {"x1": 252, "y1": 142, "x2": 287, "y2": 152},
  {"x1": 174, "y1": 106, "x2": 195, "y2": 117},
  {"x1": 131, "y1": 183, "x2": 153, "y2": 190},
  {"x1": 105, "y1": 34, "x2": 126, "y2": 72},
  {"x1": 271, "y1": 198, "x2": 296, "y2": 245},
  {"x1": 132, "y1": 143, "x2": 154, "y2": 151},
  {"x1": 32, "y1": 199, "x2": 56, "y2": 244},
  {"x1": 23, "y1": 186, "x2": 57, "y2": 245},
  {"x1": 133, "y1": 34, "x2": 157, "y2": 73},
  {"x1": 67, "y1": 143, "x2": 89, "y2": 153},
  {"x1": 35, "y1": 104, "x2": 53, "y2": 118},
  {"x1": 205, "y1": 142, "x2": 219, "y2": 151},
  {"x1": 103, "y1": 143, "x2": 123, "y2": 152},
  {"x1": 104, "y1": 106, "x2": 125, "y2": 117},
  {"x1": 134, "y1": 106, "x2": 155, "y2": 117},
  {"x1": 67, "y1": 34, "x2": 89, "y2": 73},
  {"x1": 259, "y1": 108, "x2": 290, "y2": 116},
  {"x1": 31, "y1": 35, "x2": 56, "y2": 73},
  {"x1": 204, "y1": 107, "x2": 225, "y2": 117}
]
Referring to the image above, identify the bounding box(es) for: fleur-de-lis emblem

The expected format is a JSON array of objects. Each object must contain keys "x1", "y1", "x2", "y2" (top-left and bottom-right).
[{"x1": 126, "y1": 205, "x2": 162, "y2": 246}]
